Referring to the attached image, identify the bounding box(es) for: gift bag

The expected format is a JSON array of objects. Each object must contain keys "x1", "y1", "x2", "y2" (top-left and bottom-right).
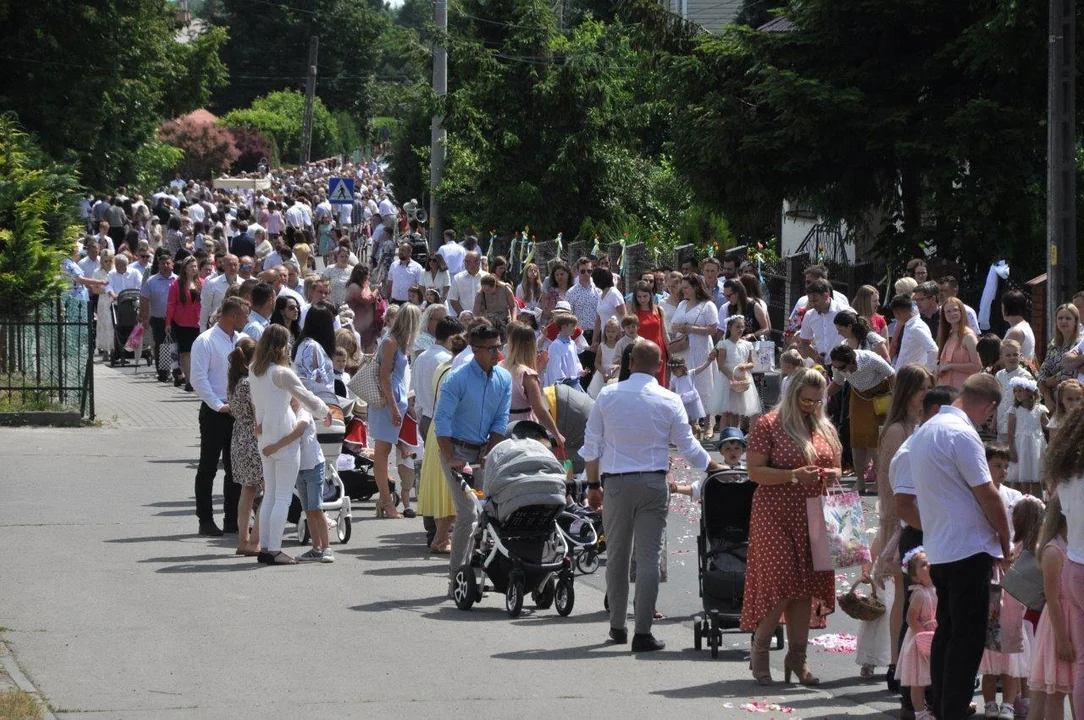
[
  {"x1": 752, "y1": 340, "x2": 776, "y2": 373},
  {"x1": 985, "y1": 575, "x2": 1003, "y2": 652},
  {"x1": 807, "y1": 485, "x2": 872, "y2": 571},
  {"x1": 807, "y1": 496, "x2": 833, "y2": 572},
  {"x1": 124, "y1": 324, "x2": 144, "y2": 352}
]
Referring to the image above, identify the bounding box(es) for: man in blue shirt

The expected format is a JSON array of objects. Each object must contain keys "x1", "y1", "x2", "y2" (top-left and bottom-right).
[
  {"x1": 434, "y1": 322, "x2": 512, "y2": 595},
  {"x1": 139, "y1": 252, "x2": 177, "y2": 382}
]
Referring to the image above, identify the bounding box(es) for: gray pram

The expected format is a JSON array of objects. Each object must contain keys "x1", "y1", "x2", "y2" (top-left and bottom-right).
[{"x1": 451, "y1": 438, "x2": 576, "y2": 617}]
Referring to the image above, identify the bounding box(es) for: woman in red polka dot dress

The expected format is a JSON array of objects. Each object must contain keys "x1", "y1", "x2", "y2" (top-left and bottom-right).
[{"x1": 742, "y1": 367, "x2": 842, "y2": 686}]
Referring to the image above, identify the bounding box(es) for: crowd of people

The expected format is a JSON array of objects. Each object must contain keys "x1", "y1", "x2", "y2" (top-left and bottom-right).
[{"x1": 59, "y1": 158, "x2": 1084, "y2": 718}]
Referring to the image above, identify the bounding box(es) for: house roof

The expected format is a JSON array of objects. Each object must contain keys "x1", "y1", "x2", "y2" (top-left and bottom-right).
[{"x1": 757, "y1": 16, "x2": 794, "y2": 32}]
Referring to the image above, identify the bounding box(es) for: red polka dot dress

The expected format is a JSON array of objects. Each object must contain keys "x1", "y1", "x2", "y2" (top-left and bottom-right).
[{"x1": 739, "y1": 410, "x2": 837, "y2": 632}]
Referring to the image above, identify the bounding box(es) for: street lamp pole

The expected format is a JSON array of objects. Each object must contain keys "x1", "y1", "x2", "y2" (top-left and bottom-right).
[{"x1": 1047, "y1": 0, "x2": 1076, "y2": 328}]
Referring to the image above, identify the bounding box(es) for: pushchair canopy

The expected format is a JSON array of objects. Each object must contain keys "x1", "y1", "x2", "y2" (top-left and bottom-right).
[{"x1": 482, "y1": 438, "x2": 567, "y2": 523}]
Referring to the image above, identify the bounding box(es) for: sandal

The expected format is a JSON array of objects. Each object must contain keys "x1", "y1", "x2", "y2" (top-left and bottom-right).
[
  {"x1": 402, "y1": 506, "x2": 417, "y2": 519},
  {"x1": 269, "y1": 551, "x2": 297, "y2": 565},
  {"x1": 429, "y1": 543, "x2": 451, "y2": 554}
]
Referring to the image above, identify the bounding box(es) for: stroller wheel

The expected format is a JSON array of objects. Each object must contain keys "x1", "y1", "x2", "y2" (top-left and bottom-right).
[
  {"x1": 693, "y1": 617, "x2": 703, "y2": 651},
  {"x1": 337, "y1": 517, "x2": 352, "y2": 544},
  {"x1": 296, "y1": 516, "x2": 309, "y2": 545},
  {"x1": 505, "y1": 576, "x2": 525, "y2": 618},
  {"x1": 576, "y1": 549, "x2": 599, "y2": 575},
  {"x1": 532, "y1": 577, "x2": 556, "y2": 610},
  {"x1": 453, "y1": 565, "x2": 478, "y2": 611},
  {"x1": 554, "y1": 578, "x2": 575, "y2": 616}
]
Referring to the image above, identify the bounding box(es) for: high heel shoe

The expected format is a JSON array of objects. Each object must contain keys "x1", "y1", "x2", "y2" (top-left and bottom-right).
[
  {"x1": 375, "y1": 499, "x2": 402, "y2": 519},
  {"x1": 749, "y1": 636, "x2": 773, "y2": 685},
  {"x1": 783, "y1": 644, "x2": 820, "y2": 686}
]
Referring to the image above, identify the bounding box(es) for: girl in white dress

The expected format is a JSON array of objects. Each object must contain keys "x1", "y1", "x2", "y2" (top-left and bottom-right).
[
  {"x1": 1006, "y1": 376, "x2": 1048, "y2": 496},
  {"x1": 669, "y1": 275, "x2": 718, "y2": 436},
  {"x1": 92, "y1": 251, "x2": 116, "y2": 357},
  {"x1": 588, "y1": 318, "x2": 622, "y2": 398},
  {"x1": 715, "y1": 315, "x2": 762, "y2": 427}
]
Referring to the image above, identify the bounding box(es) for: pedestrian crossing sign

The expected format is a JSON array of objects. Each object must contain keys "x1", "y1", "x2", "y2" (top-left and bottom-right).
[{"x1": 328, "y1": 177, "x2": 355, "y2": 205}]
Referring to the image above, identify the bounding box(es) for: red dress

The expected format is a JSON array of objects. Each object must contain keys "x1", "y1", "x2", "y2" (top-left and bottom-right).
[
  {"x1": 739, "y1": 410, "x2": 837, "y2": 631},
  {"x1": 635, "y1": 307, "x2": 667, "y2": 385}
]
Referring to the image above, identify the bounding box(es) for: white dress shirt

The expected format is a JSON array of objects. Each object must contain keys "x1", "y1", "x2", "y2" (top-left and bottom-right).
[
  {"x1": 582, "y1": 372, "x2": 711, "y2": 474},
  {"x1": 436, "y1": 242, "x2": 467, "y2": 275},
  {"x1": 910, "y1": 406, "x2": 1003, "y2": 564},
  {"x1": 448, "y1": 270, "x2": 482, "y2": 316},
  {"x1": 894, "y1": 313, "x2": 939, "y2": 371},
  {"x1": 412, "y1": 344, "x2": 453, "y2": 419},
  {"x1": 789, "y1": 291, "x2": 851, "y2": 327},
  {"x1": 387, "y1": 259, "x2": 424, "y2": 301},
  {"x1": 190, "y1": 324, "x2": 243, "y2": 411},
  {"x1": 109, "y1": 268, "x2": 144, "y2": 294},
  {"x1": 799, "y1": 298, "x2": 846, "y2": 359},
  {"x1": 199, "y1": 273, "x2": 239, "y2": 330}
]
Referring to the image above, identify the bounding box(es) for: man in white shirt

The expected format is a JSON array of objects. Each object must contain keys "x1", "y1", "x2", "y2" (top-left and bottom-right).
[
  {"x1": 583, "y1": 341, "x2": 722, "y2": 651},
  {"x1": 109, "y1": 254, "x2": 144, "y2": 293},
  {"x1": 909, "y1": 374, "x2": 1011, "y2": 720},
  {"x1": 78, "y1": 240, "x2": 101, "y2": 277},
  {"x1": 412, "y1": 316, "x2": 462, "y2": 441},
  {"x1": 314, "y1": 195, "x2": 333, "y2": 225},
  {"x1": 889, "y1": 294, "x2": 939, "y2": 371},
  {"x1": 936, "y1": 275, "x2": 980, "y2": 335},
  {"x1": 797, "y1": 279, "x2": 845, "y2": 362},
  {"x1": 448, "y1": 252, "x2": 482, "y2": 316},
  {"x1": 189, "y1": 296, "x2": 250, "y2": 536},
  {"x1": 199, "y1": 254, "x2": 240, "y2": 330},
  {"x1": 436, "y1": 230, "x2": 466, "y2": 275},
  {"x1": 385, "y1": 242, "x2": 424, "y2": 303},
  {"x1": 243, "y1": 282, "x2": 275, "y2": 340},
  {"x1": 788, "y1": 264, "x2": 850, "y2": 330},
  {"x1": 284, "y1": 197, "x2": 306, "y2": 230},
  {"x1": 377, "y1": 194, "x2": 397, "y2": 223}
]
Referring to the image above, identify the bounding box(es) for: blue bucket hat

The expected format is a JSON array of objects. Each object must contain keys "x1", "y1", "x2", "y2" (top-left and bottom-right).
[{"x1": 717, "y1": 427, "x2": 746, "y2": 446}]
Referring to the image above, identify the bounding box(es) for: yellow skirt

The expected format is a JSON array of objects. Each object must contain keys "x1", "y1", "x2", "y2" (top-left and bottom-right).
[{"x1": 417, "y1": 384, "x2": 456, "y2": 519}]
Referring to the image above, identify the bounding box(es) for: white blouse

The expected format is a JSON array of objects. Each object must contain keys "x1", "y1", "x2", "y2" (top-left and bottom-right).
[{"x1": 249, "y1": 364, "x2": 329, "y2": 459}]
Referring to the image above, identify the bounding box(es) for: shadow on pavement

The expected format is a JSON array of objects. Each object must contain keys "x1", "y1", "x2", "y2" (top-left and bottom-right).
[
  {"x1": 139, "y1": 553, "x2": 233, "y2": 564},
  {"x1": 348, "y1": 595, "x2": 447, "y2": 614},
  {"x1": 508, "y1": 610, "x2": 609, "y2": 626},
  {"x1": 362, "y1": 565, "x2": 447, "y2": 577},
  {"x1": 489, "y1": 642, "x2": 626, "y2": 660},
  {"x1": 104, "y1": 533, "x2": 205, "y2": 544},
  {"x1": 143, "y1": 500, "x2": 195, "y2": 508},
  {"x1": 155, "y1": 561, "x2": 259, "y2": 573}
]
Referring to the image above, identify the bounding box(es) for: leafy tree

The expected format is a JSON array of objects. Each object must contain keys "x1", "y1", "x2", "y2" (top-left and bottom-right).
[
  {"x1": 222, "y1": 90, "x2": 342, "y2": 163},
  {"x1": 229, "y1": 128, "x2": 277, "y2": 172},
  {"x1": 202, "y1": 0, "x2": 390, "y2": 120},
  {"x1": 158, "y1": 112, "x2": 240, "y2": 180},
  {"x1": 161, "y1": 26, "x2": 230, "y2": 119},
  {"x1": 0, "y1": 116, "x2": 83, "y2": 318},
  {"x1": 0, "y1": 1, "x2": 227, "y2": 190}
]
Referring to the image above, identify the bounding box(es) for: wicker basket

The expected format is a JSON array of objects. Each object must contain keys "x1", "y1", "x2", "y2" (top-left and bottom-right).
[{"x1": 838, "y1": 579, "x2": 886, "y2": 622}]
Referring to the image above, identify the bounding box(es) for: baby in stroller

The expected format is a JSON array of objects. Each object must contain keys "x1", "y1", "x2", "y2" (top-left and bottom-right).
[
  {"x1": 670, "y1": 427, "x2": 747, "y2": 499},
  {"x1": 450, "y1": 421, "x2": 577, "y2": 618}
]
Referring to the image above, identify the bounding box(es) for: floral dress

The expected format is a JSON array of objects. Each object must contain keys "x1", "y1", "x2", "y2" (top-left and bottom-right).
[
  {"x1": 739, "y1": 410, "x2": 837, "y2": 632},
  {"x1": 228, "y1": 377, "x2": 263, "y2": 488}
]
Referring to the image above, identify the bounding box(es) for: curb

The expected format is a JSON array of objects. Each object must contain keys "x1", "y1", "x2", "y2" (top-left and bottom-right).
[{"x1": 0, "y1": 637, "x2": 57, "y2": 720}]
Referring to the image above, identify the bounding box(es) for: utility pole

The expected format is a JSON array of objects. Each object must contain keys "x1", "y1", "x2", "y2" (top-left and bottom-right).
[
  {"x1": 301, "y1": 35, "x2": 320, "y2": 166},
  {"x1": 1047, "y1": 0, "x2": 1076, "y2": 328},
  {"x1": 428, "y1": 0, "x2": 448, "y2": 251}
]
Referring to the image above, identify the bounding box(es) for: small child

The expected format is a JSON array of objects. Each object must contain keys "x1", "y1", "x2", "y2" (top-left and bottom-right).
[
  {"x1": 1047, "y1": 378, "x2": 1084, "y2": 435},
  {"x1": 996, "y1": 339, "x2": 1031, "y2": 442},
  {"x1": 542, "y1": 314, "x2": 585, "y2": 391},
  {"x1": 424, "y1": 288, "x2": 442, "y2": 307},
  {"x1": 614, "y1": 314, "x2": 640, "y2": 358},
  {"x1": 332, "y1": 347, "x2": 350, "y2": 397},
  {"x1": 668, "y1": 356, "x2": 714, "y2": 438},
  {"x1": 896, "y1": 546, "x2": 938, "y2": 720},
  {"x1": 407, "y1": 284, "x2": 426, "y2": 307},
  {"x1": 978, "y1": 445, "x2": 1036, "y2": 719},
  {"x1": 588, "y1": 317, "x2": 623, "y2": 398},
  {"x1": 1028, "y1": 494, "x2": 1073, "y2": 720},
  {"x1": 670, "y1": 427, "x2": 745, "y2": 499},
  {"x1": 1006, "y1": 377, "x2": 1049, "y2": 496},
  {"x1": 715, "y1": 315, "x2": 762, "y2": 428},
  {"x1": 294, "y1": 406, "x2": 333, "y2": 563},
  {"x1": 778, "y1": 348, "x2": 803, "y2": 401}
]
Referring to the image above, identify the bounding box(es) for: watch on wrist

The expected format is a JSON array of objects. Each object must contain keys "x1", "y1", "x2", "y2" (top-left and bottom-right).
[
  {"x1": 789, "y1": 470, "x2": 797, "y2": 484},
  {"x1": 587, "y1": 482, "x2": 601, "y2": 490}
]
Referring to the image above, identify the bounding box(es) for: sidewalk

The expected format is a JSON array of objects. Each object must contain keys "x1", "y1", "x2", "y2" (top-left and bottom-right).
[{"x1": 93, "y1": 358, "x2": 201, "y2": 430}]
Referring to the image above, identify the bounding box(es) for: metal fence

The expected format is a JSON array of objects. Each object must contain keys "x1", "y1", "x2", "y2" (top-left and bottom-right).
[{"x1": 0, "y1": 296, "x2": 94, "y2": 418}]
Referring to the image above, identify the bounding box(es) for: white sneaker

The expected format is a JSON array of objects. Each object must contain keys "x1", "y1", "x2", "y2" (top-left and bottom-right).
[
  {"x1": 915, "y1": 711, "x2": 934, "y2": 720},
  {"x1": 984, "y1": 701, "x2": 1000, "y2": 718},
  {"x1": 319, "y1": 549, "x2": 335, "y2": 563},
  {"x1": 296, "y1": 548, "x2": 323, "y2": 562},
  {"x1": 998, "y1": 703, "x2": 1014, "y2": 720}
]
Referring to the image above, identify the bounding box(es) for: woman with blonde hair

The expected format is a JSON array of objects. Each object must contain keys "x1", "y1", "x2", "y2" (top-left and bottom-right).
[
  {"x1": 368, "y1": 303, "x2": 422, "y2": 518},
  {"x1": 248, "y1": 324, "x2": 329, "y2": 565},
  {"x1": 743, "y1": 367, "x2": 843, "y2": 686},
  {"x1": 501, "y1": 321, "x2": 565, "y2": 445},
  {"x1": 292, "y1": 243, "x2": 313, "y2": 274},
  {"x1": 1038, "y1": 302, "x2": 1081, "y2": 408},
  {"x1": 92, "y1": 249, "x2": 117, "y2": 358},
  {"x1": 852, "y1": 284, "x2": 887, "y2": 335},
  {"x1": 936, "y1": 297, "x2": 982, "y2": 390}
]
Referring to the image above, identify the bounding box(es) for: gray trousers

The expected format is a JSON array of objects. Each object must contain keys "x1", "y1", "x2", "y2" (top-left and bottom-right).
[
  {"x1": 440, "y1": 442, "x2": 483, "y2": 586},
  {"x1": 603, "y1": 471, "x2": 669, "y2": 635}
]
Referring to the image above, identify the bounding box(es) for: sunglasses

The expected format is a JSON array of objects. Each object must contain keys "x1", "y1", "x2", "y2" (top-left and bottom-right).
[
  {"x1": 472, "y1": 344, "x2": 500, "y2": 354},
  {"x1": 799, "y1": 397, "x2": 824, "y2": 408}
]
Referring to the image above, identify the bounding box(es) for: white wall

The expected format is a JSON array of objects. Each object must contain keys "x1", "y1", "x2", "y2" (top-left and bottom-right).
[{"x1": 780, "y1": 200, "x2": 855, "y2": 263}]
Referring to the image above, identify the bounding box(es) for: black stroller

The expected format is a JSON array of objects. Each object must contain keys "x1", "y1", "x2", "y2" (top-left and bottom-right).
[
  {"x1": 110, "y1": 288, "x2": 151, "y2": 369},
  {"x1": 451, "y1": 434, "x2": 575, "y2": 618},
  {"x1": 693, "y1": 469, "x2": 784, "y2": 657}
]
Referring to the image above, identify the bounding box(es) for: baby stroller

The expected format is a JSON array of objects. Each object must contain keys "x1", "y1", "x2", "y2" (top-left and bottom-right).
[
  {"x1": 556, "y1": 502, "x2": 605, "y2": 575},
  {"x1": 693, "y1": 468, "x2": 783, "y2": 657},
  {"x1": 110, "y1": 288, "x2": 150, "y2": 368},
  {"x1": 336, "y1": 411, "x2": 400, "y2": 505},
  {"x1": 286, "y1": 390, "x2": 353, "y2": 544},
  {"x1": 451, "y1": 430, "x2": 576, "y2": 618}
]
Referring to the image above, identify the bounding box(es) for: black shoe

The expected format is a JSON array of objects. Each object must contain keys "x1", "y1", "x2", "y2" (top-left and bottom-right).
[
  {"x1": 631, "y1": 633, "x2": 665, "y2": 652},
  {"x1": 887, "y1": 665, "x2": 899, "y2": 694},
  {"x1": 157, "y1": 372, "x2": 169, "y2": 382},
  {"x1": 608, "y1": 627, "x2": 628, "y2": 644},
  {"x1": 221, "y1": 525, "x2": 239, "y2": 535},
  {"x1": 174, "y1": 376, "x2": 184, "y2": 387},
  {"x1": 198, "y1": 522, "x2": 223, "y2": 537},
  {"x1": 183, "y1": 382, "x2": 193, "y2": 392},
  {"x1": 256, "y1": 551, "x2": 274, "y2": 564}
]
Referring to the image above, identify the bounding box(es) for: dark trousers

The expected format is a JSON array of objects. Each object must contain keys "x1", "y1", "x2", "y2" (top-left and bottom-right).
[
  {"x1": 196, "y1": 402, "x2": 240, "y2": 528},
  {"x1": 149, "y1": 317, "x2": 169, "y2": 377},
  {"x1": 930, "y1": 552, "x2": 993, "y2": 720},
  {"x1": 578, "y1": 330, "x2": 596, "y2": 391},
  {"x1": 896, "y1": 524, "x2": 924, "y2": 709}
]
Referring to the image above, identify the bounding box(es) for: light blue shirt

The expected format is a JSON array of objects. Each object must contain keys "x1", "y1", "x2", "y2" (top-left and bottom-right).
[
  {"x1": 61, "y1": 258, "x2": 88, "y2": 302},
  {"x1": 140, "y1": 272, "x2": 176, "y2": 318},
  {"x1": 243, "y1": 311, "x2": 270, "y2": 340},
  {"x1": 434, "y1": 359, "x2": 512, "y2": 445}
]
